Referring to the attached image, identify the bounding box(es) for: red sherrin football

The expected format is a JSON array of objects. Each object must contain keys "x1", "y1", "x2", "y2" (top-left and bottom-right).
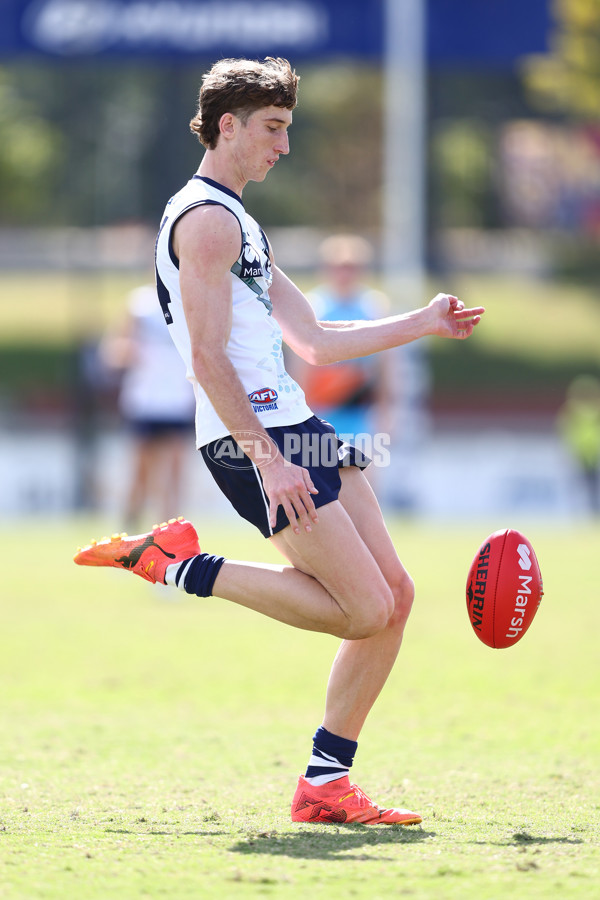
[{"x1": 466, "y1": 529, "x2": 543, "y2": 649}]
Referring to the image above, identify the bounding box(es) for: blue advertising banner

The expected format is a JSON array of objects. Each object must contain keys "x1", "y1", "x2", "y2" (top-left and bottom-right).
[
  {"x1": 0, "y1": 0, "x2": 550, "y2": 64},
  {"x1": 0, "y1": 0, "x2": 383, "y2": 60},
  {"x1": 428, "y1": 0, "x2": 550, "y2": 65}
]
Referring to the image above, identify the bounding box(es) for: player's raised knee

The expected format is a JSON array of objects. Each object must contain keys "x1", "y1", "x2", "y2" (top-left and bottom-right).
[
  {"x1": 387, "y1": 570, "x2": 415, "y2": 629},
  {"x1": 341, "y1": 583, "x2": 395, "y2": 640}
]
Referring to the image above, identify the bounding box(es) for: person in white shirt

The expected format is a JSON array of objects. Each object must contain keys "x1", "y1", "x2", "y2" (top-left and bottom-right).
[{"x1": 101, "y1": 285, "x2": 195, "y2": 528}]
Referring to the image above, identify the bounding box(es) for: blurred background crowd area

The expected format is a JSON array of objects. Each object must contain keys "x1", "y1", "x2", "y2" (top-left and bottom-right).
[{"x1": 1, "y1": 0, "x2": 600, "y2": 522}]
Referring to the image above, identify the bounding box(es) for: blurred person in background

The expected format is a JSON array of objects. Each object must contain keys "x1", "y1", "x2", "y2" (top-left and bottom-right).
[
  {"x1": 291, "y1": 234, "x2": 396, "y2": 447},
  {"x1": 101, "y1": 284, "x2": 195, "y2": 530},
  {"x1": 557, "y1": 374, "x2": 600, "y2": 515}
]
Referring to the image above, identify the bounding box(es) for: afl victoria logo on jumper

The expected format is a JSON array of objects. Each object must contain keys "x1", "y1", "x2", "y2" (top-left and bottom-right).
[{"x1": 249, "y1": 388, "x2": 279, "y2": 411}]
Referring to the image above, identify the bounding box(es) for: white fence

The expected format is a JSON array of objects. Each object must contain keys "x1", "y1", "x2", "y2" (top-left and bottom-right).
[{"x1": 0, "y1": 423, "x2": 589, "y2": 522}]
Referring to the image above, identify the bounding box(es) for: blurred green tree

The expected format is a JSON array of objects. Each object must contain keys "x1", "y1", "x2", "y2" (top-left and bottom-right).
[
  {"x1": 522, "y1": 0, "x2": 600, "y2": 119},
  {"x1": 0, "y1": 69, "x2": 63, "y2": 224},
  {"x1": 0, "y1": 62, "x2": 383, "y2": 231},
  {"x1": 430, "y1": 120, "x2": 494, "y2": 228}
]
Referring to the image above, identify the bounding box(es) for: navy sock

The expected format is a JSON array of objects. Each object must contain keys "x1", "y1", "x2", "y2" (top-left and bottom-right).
[
  {"x1": 304, "y1": 726, "x2": 358, "y2": 786},
  {"x1": 168, "y1": 553, "x2": 225, "y2": 597}
]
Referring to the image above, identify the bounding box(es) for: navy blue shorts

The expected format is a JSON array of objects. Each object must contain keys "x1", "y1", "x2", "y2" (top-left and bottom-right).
[
  {"x1": 128, "y1": 419, "x2": 192, "y2": 439},
  {"x1": 200, "y1": 416, "x2": 370, "y2": 538}
]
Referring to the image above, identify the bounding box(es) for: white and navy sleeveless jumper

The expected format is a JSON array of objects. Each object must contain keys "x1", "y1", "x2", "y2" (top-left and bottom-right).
[{"x1": 155, "y1": 175, "x2": 312, "y2": 448}]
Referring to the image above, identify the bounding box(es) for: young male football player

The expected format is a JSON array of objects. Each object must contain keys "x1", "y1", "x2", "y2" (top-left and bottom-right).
[{"x1": 75, "y1": 57, "x2": 484, "y2": 825}]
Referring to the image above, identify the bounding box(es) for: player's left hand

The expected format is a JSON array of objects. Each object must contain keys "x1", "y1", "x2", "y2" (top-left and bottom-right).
[
  {"x1": 261, "y1": 455, "x2": 319, "y2": 535},
  {"x1": 428, "y1": 293, "x2": 485, "y2": 340}
]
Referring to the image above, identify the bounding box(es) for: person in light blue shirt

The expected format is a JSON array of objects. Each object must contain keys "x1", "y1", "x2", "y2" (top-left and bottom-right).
[{"x1": 299, "y1": 234, "x2": 396, "y2": 445}]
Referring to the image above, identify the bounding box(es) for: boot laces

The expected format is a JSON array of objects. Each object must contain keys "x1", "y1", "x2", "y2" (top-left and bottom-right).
[{"x1": 347, "y1": 783, "x2": 374, "y2": 809}]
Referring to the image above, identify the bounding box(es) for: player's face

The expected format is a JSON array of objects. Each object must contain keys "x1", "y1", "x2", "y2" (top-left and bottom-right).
[{"x1": 233, "y1": 105, "x2": 292, "y2": 183}]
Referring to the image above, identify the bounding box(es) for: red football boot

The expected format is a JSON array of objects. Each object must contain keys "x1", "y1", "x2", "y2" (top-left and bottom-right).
[
  {"x1": 291, "y1": 775, "x2": 422, "y2": 825},
  {"x1": 74, "y1": 517, "x2": 200, "y2": 584}
]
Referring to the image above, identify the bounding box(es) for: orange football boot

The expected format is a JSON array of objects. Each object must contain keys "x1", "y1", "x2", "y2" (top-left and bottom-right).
[
  {"x1": 73, "y1": 517, "x2": 200, "y2": 584},
  {"x1": 291, "y1": 775, "x2": 422, "y2": 825}
]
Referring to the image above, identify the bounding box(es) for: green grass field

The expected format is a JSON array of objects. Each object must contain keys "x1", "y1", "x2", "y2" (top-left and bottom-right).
[
  {"x1": 2, "y1": 270, "x2": 600, "y2": 358},
  {"x1": 2, "y1": 268, "x2": 600, "y2": 412},
  {"x1": 1, "y1": 516, "x2": 598, "y2": 899}
]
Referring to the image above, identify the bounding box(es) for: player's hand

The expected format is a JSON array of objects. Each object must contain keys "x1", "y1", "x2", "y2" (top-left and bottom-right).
[
  {"x1": 260, "y1": 456, "x2": 319, "y2": 535},
  {"x1": 428, "y1": 293, "x2": 485, "y2": 340}
]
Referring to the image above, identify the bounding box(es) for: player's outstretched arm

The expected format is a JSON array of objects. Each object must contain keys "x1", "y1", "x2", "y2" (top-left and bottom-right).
[{"x1": 271, "y1": 265, "x2": 484, "y2": 365}]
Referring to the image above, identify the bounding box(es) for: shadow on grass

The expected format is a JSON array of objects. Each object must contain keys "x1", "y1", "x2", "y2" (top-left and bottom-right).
[
  {"x1": 229, "y1": 826, "x2": 434, "y2": 860},
  {"x1": 473, "y1": 833, "x2": 584, "y2": 847},
  {"x1": 105, "y1": 828, "x2": 229, "y2": 837}
]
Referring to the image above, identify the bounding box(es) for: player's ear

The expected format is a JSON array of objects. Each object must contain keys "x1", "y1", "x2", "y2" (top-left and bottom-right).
[{"x1": 219, "y1": 113, "x2": 237, "y2": 140}]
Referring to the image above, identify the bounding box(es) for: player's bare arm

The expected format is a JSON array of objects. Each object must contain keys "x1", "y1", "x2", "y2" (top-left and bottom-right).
[
  {"x1": 270, "y1": 265, "x2": 485, "y2": 364},
  {"x1": 174, "y1": 205, "x2": 318, "y2": 534}
]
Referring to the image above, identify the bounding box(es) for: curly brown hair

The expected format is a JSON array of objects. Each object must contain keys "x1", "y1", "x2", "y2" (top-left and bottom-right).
[{"x1": 189, "y1": 57, "x2": 299, "y2": 150}]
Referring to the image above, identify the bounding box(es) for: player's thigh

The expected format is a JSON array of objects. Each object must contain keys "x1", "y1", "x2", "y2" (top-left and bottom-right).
[
  {"x1": 269, "y1": 498, "x2": 393, "y2": 616},
  {"x1": 337, "y1": 466, "x2": 414, "y2": 602}
]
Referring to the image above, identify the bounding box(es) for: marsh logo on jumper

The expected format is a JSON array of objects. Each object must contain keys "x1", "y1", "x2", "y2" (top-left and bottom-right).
[
  {"x1": 231, "y1": 238, "x2": 272, "y2": 313},
  {"x1": 240, "y1": 244, "x2": 263, "y2": 280},
  {"x1": 249, "y1": 387, "x2": 279, "y2": 412}
]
